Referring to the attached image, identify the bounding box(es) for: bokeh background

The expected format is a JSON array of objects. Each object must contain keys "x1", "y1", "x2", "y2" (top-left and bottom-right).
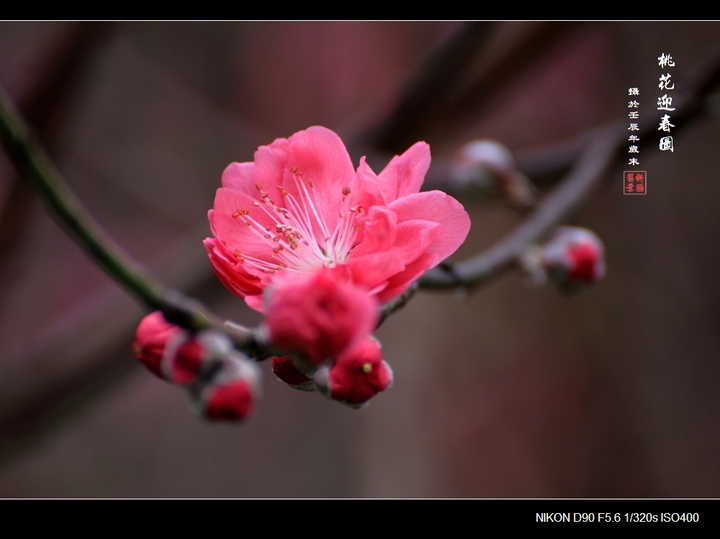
[{"x1": 0, "y1": 21, "x2": 719, "y2": 497}]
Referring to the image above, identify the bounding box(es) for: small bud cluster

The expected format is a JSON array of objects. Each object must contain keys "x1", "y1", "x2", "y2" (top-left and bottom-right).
[
  {"x1": 271, "y1": 336, "x2": 393, "y2": 408},
  {"x1": 132, "y1": 312, "x2": 261, "y2": 421},
  {"x1": 264, "y1": 268, "x2": 393, "y2": 408}
]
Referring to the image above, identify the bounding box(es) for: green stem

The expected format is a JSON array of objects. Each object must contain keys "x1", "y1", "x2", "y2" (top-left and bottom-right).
[{"x1": 0, "y1": 85, "x2": 218, "y2": 333}]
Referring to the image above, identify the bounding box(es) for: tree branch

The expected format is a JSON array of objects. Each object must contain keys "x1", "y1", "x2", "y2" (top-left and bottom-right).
[
  {"x1": 0, "y1": 84, "x2": 261, "y2": 350},
  {"x1": 419, "y1": 42, "x2": 720, "y2": 292}
]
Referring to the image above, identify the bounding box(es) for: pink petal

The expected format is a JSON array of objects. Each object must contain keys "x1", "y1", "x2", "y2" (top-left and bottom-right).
[
  {"x1": 282, "y1": 126, "x2": 356, "y2": 234},
  {"x1": 244, "y1": 294, "x2": 265, "y2": 312},
  {"x1": 349, "y1": 206, "x2": 397, "y2": 259},
  {"x1": 377, "y1": 141, "x2": 431, "y2": 202},
  {"x1": 393, "y1": 219, "x2": 439, "y2": 265},
  {"x1": 329, "y1": 338, "x2": 392, "y2": 404},
  {"x1": 350, "y1": 157, "x2": 383, "y2": 204},
  {"x1": 210, "y1": 188, "x2": 280, "y2": 258},
  {"x1": 204, "y1": 238, "x2": 263, "y2": 298},
  {"x1": 344, "y1": 251, "x2": 405, "y2": 293},
  {"x1": 376, "y1": 252, "x2": 436, "y2": 304},
  {"x1": 252, "y1": 136, "x2": 289, "y2": 207},
  {"x1": 388, "y1": 190, "x2": 470, "y2": 262},
  {"x1": 265, "y1": 269, "x2": 377, "y2": 364},
  {"x1": 203, "y1": 380, "x2": 255, "y2": 421},
  {"x1": 132, "y1": 311, "x2": 182, "y2": 379},
  {"x1": 221, "y1": 162, "x2": 255, "y2": 193}
]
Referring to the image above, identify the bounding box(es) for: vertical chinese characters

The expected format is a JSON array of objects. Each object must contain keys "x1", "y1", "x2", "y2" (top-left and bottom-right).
[
  {"x1": 628, "y1": 87, "x2": 640, "y2": 166},
  {"x1": 624, "y1": 87, "x2": 646, "y2": 195},
  {"x1": 658, "y1": 53, "x2": 675, "y2": 152}
]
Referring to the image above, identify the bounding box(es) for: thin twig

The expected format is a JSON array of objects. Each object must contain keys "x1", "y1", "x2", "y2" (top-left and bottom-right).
[
  {"x1": 418, "y1": 43, "x2": 720, "y2": 292},
  {"x1": 0, "y1": 84, "x2": 261, "y2": 351},
  {"x1": 420, "y1": 122, "x2": 623, "y2": 291},
  {"x1": 377, "y1": 280, "x2": 418, "y2": 327},
  {"x1": 0, "y1": 23, "x2": 112, "y2": 283}
]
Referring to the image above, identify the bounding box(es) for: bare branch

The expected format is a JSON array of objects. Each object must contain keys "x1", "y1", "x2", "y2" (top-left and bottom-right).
[
  {"x1": 0, "y1": 84, "x2": 264, "y2": 353},
  {"x1": 419, "y1": 42, "x2": 720, "y2": 292},
  {"x1": 420, "y1": 123, "x2": 623, "y2": 291}
]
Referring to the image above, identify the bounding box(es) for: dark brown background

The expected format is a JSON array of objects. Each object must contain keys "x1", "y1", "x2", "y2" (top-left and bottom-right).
[{"x1": 0, "y1": 22, "x2": 718, "y2": 497}]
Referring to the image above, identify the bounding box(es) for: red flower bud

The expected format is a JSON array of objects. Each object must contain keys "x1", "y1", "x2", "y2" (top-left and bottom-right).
[
  {"x1": 314, "y1": 337, "x2": 393, "y2": 407},
  {"x1": 271, "y1": 356, "x2": 315, "y2": 391},
  {"x1": 131, "y1": 311, "x2": 183, "y2": 379},
  {"x1": 191, "y1": 352, "x2": 261, "y2": 422},
  {"x1": 541, "y1": 227, "x2": 605, "y2": 291},
  {"x1": 264, "y1": 268, "x2": 378, "y2": 365},
  {"x1": 162, "y1": 329, "x2": 233, "y2": 386}
]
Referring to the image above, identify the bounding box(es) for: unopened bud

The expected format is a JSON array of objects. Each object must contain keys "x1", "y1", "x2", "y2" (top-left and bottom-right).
[
  {"x1": 162, "y1": 329, "x2": 233, "y2": 386},
  {"x1": 314, "y1": 337, "x2": 393, "y2": 408},
  {"x1": 132, "y1": 311, "x2": 183, "y2": 379},
  {"x1": 540, "y1": 227, "x2": 606, "y2": 291},
  {"x1": 264, "y1": 268, "x2": 377, "y2": 365},
  {"x1": 271, "y1": 355, "x2": 315, "y2": 391},
  {"x1": 451, "y1": 140, "x2": 536, "y2": 209},
  {"x1": 190, "y1": 351, "x2": 261, "y2": 422}
]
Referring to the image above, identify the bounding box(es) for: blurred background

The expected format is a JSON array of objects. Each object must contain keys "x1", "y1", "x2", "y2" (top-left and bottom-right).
[{"x1": 0, "y1": 21, "x2": 719, "y2": 497}]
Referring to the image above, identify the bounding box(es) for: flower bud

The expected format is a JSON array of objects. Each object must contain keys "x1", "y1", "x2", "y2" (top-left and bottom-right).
[
  {"x1": 190, "y1": 351, "x2": 261, "y2": 422},
  {"x1": 162, "y1": 329, "x2": 233, "y2": 386},
  {"x1": 451, "y1": 140, "x2": 536, "y2": 209},
  {"x1": 314, "y1": 337, "x2": 393, "y2": 408},
  {"x1": 271, "y1": 355, "x2": 315, "y2": 391},
  {"x1": 264, "y1": 268, "x2": 378, "y2": 365},
  {"x1": 541, "y1": 227, "x2": 605, "y2": 290},
  {"x1": 131, "y1": 311, "x2": 183, "y2": 379}
]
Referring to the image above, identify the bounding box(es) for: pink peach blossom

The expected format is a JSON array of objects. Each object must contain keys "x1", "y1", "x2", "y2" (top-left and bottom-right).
[{"x1": 204, "y1": 126, "x2": 470, "y2": 311}]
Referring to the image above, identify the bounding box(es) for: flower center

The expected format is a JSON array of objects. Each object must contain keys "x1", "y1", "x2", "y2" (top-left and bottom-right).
[{"x1": 230, "y1": 167, "x2": 363, "y2": 276}]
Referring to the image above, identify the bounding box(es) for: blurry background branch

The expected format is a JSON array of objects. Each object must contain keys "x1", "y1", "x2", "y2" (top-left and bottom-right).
[
  {"x1": 363, "y1": 22, "x2": 580, "y2": 154},
  {"x1": 419, "y1": 42, "x2": 720, "y2": 292},
  {"x1": 0, "y1": 23, "x2": 111, "y2": 301}
]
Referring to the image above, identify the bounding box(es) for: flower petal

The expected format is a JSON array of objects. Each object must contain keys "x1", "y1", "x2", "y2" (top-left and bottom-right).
[
  {"x1": 393, "y1": 219, "x2": 439, "y2": 265},
  {"x1": 344, "y1": 251, "x2": 405, "y2": 294},
  {"x1": 204, "y1": 238, "x2": 264, "y2": 298},
  {"x1": 388, "y1": 190, "x2": 470, "y2": 263},
  {"x1": 350, "y1": 157, "x2": 383, "y2": 205},
  {"x1": 282, "y1": 126, "x2": 356, "y2": 234},
  {"x1": 377, "y1": 141, "x2": 431, "y2": 202},
  {"x1": 349, "y1": 206, "x2": 397, "y2": 259},
  {"x1": 221, "y1": 162, "x2": 255, "y2": 193},
  {"x1": 210, "y1": 188, "x2": 281, "y2": 259},
  {"x1": 252, "y1": 136, "x2": 289, "y2": 207},
  {"x1": 376, "y1": 252, "x2": 436, "y2": 304}
]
